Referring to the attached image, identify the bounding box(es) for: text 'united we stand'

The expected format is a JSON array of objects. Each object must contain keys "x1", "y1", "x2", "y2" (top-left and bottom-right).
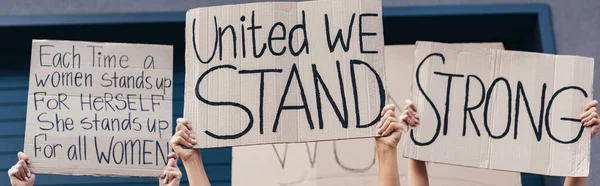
[{"x1": 185, "y1": 0, "x2": 387, "y2": 148}]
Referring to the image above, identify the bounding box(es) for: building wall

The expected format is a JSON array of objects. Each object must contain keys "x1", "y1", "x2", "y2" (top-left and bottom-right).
[{"x1": 0, "y1": 0, "x2": 597, "y2": 185}]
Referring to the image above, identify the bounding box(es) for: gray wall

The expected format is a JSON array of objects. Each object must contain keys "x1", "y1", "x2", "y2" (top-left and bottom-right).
[{"x1": 0, "y1": 0, "x2": 598, "y2": 185}]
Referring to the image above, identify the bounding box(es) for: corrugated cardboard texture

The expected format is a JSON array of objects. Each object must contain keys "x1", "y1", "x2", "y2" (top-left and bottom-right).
[
  {"x1": 24, "y1": 40, "x2": 173, "y2": 177},
  {"x1": 232, "y1": 43, "x2": 521, "y2": 186},
  {"x1": 404, "y1": 41, "x2": 594, "y2": 177},
  {"x1": 184, "y1": 0, "x2": 386, "y2": 148}
]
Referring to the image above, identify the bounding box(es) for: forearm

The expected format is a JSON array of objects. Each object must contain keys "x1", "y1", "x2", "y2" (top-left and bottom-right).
[
  {"x1": 377, "y1": 144, "x2": 400, "y2": 186},
  {"x1": 564, "y1": 177, "x2": 586, "y2": 186},
  {"x1": 407, "y1": 159, "x2": 428, "y2": 186},
  {"x1": 182, "y1": 152, "x2": 211, "y2": 186}
]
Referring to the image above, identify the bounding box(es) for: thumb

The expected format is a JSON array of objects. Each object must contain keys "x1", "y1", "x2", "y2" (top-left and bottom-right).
[
  {"x1": 17, "y1": 152, "x2": 30, "y2": 163},
  {"x1": 166, "y1": 152, "x2": 178, "y2": 168}
]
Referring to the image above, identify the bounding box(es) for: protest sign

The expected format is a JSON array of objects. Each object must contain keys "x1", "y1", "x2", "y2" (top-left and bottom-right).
[
  {"x1": 24, "y1": 40, "x2": 173, "y2": 177},
  {"x1": 232, "y1": 44, "x2": 521, "y2": 186},
  {"x1": 185, "y1": 0, "x2": 386, "y2": 148},
  {"x1": 404, "y1": 41, "x2": 594, "y2": 177}
]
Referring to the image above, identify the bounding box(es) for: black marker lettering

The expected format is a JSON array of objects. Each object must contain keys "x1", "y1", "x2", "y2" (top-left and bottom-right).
[
  {"x1": 325, "y1": 13, "x2": 355, "y2": 53},
  {"x1": 192, "y1": 17, "x2": 219, "y2": 63},
  {"x1": 545, "y1": 86, "x2": 587, "y2": 144},
  {"x1": 483, "y1": 77, "x2": 512, "y2": 139},
  {"x1": 312, "y1": 61, "x2": 348, "y2": 129},
  {"x1": 350, "y1": 59, "x2": 385, "y2": 128},
  {"x1": 358, "y1": 13, "x2": 378, "y2": 54},
  {"x1": 268, "y1": 22, "x2": 287, "y2": 56},
  {"x1": 411, "y1": 53, "x2": 444, "y2": 146},
  {"x1": 273, "y1": 64, "x2": 315, "y2": 132},
  {"x1": 462, "y1": 75, "x2": 484, "y2": 136},
  {"x1": 196, "y1": 65, "x2": 254, "y2": 139},
  {"x1": 434, "y1": 71, "x2": 464, "y2": 135},
  {"x1": 289, "y1": 10, "x2": 309, "y2": 56},
  {"x1": 239, "y1": 69, "x2": 283, "y2": 134},
  {"x1": 514, "y1": 82, "x2": 546, "y2": 140}
]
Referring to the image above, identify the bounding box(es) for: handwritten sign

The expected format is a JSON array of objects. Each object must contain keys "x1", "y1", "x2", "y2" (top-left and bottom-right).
[
  {"x1": 232, "y1": 44, "x2": 521, "y2": 186},
  {"x1": 184, "y1": 0, "x2": 386, "y2": 148},
  {"x1": 24, "y1": 40, "x2": 173, "y2": 177},
  {"x1": 404, "y1": 41, "x2": 594, "y2": 177}
]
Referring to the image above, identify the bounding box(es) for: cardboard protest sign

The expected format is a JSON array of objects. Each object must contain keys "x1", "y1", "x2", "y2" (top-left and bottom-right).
[
  {"x1": 404, "y1": 41, "x2": 594, "y2": 177},
  {"x1": 185, "y1": 0, "x2": 386, "y2": 148},
  {"x1": 24, "y1": 40, "x2": 173, "y2": 177},
  {"x1": 232, "y1": 44, "x2": 521, "y2": 186}
]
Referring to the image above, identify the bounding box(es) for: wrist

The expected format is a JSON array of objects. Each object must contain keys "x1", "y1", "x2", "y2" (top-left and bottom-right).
[
  {"x1": 182, "y1": 150, "x2": 202, "y2": 165},
  {"x1": 376, "y1": 143, "x2": 397, "y2": 156},
  {"x1": 376, "y1": 141, "x2": 398, "y2": 152}
]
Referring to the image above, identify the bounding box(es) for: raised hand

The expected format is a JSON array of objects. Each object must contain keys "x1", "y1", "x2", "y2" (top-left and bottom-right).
[
  {"x1": 170, "y1": 118, "x2": 200, "y2": 162},
  {"x1": 159, "y1": 153, "x2": 182, "y2": 186},
  {"x1": 7, "y1": 152, "x2": 35, "y2": 186},
  {"x1": 581, "y1": 100, "x2": 600, "y2": 138}
]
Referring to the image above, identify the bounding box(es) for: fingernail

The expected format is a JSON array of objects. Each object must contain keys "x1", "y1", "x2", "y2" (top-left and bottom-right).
[
  {"x1": 27, "y1": 172, "x2": 31, "y2": 177},
  {"x1": 191, "y1": 139, "x2": 197, "y2": 143},
  {"x1": 191, "y1": 133, "x2": 196, "y2": 139}
]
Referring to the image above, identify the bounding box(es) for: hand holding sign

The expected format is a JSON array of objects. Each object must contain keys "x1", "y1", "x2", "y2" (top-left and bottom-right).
[
  {"x1": 24, "y1": 40, "x2": 174, "y2": 177},
  {"x1": 581, "y1": 100, "x2": 600, "y2": 137},
  {"x1": 170, "y1": 118, "x2": 200, "y2": 162},
  {"x1": 159, "y1": 153, "x2": 182, "y2": 186},
  {"x1": 375, "y1": 104, "x2": 403, "y2": 150},
  {"x1": 404, "y1": 41, "x2": 595, "y2": 176},
  {"x1": 7, "y1": 152, "x2": 35, "y2": 186},
  {"x1": 184, "y1": 0, "x2": 386, "y2": 148}
]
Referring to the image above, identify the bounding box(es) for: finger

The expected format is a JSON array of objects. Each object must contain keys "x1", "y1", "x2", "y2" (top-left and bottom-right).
[
  {"x1": 9, "y1": 165, "x2": 24, "y2": 181},
  {"x1": 17, "y1": 164, "x2": 27, "y2": 181},
  {"x1": 18, "y1": 160, "x2": 30, "y2": 178},
  {"x1": 160, "y1": 170, "x2": 168, "y2": 184},
  {"x1": 177, "y1": 118, "x2": 192, "y2": 130},
  {"x1": 171, "y1": 135, "x2": 194, "y2": 148},
  {"x1": 402, "y1": 110, "x2": 417, "y2": 126},
  {"x1": 585, "y1": 117, "x2": 597, "y2": 128},
  {"x1": 583, "y1": 112, "x2": 598, "y2": 127},
  {"x1": 175, "y1": 123, "x2": 195, "y2": 140},
  {"x1": 378, "y1": 117, "x2": 392, "y2": 135},
  {"x1": 175, "y1": 121, "x2": 190, "y2": 133},
  {"x1": 403, "y1": 103, "x2": 418, "y2": 119},
  {"x1": 176, "y1": 130, "x2": 195, "y2": 145},
  {"x1": 383, "y1": 121, "x2": 399, "y2": 136},
  {"x1": 405, "y1": 99, "x2": 417, "y2": 111},
  {"x1": 378, "y1": 110, "x2": 394, "y2": 128},
  {"x1": 581, "y1": 107, "x2": 596, "y2": 120},
  {"x1": 381, "y1": 104, "x2": 396, "y2": 116},
  {"x1": 17, "y1": 152, "x2": 30, "y2": 164},
  {"x1": 178, "y1": 134, "x2": 195, "y2": 147},
  {"x1": 166, "y1": 153, "x2": 178, "y2": 168},
  {"x1": 405, "y1": 109, "x2": 419, "y2": 124},
  {"x1": 172, "y1": 168, "x2": 183, "y2": 179},
  {"x1": 167, "y1": 152, "x2": 179, "y2": 160},
  {"x1": 168, "y1": 168, "x2": 182, "y2": 181},
  {"x1": 379, "y1": 117, "x2": 397, "y2": 136},
  {"x1": 400, "y1": 114, "x2": 411, "y2": 126},
  {"x1": 585, "y1": 100, "x2": 598, "y2": 111}
]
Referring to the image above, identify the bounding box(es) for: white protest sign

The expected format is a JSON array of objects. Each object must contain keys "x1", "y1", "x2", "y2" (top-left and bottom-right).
[
  {"x1": 232, "y1": 44, "x2": 521, "y2": 186},
  {"x1": 24, "y1": 40, "x2": 173, "y2": 177},
  {"x1": 404, "y1": 41, "x2": 594, "y2": 177},
  {"x1": 185, "y1": 0, "x2": 386, "y2": 148}
]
